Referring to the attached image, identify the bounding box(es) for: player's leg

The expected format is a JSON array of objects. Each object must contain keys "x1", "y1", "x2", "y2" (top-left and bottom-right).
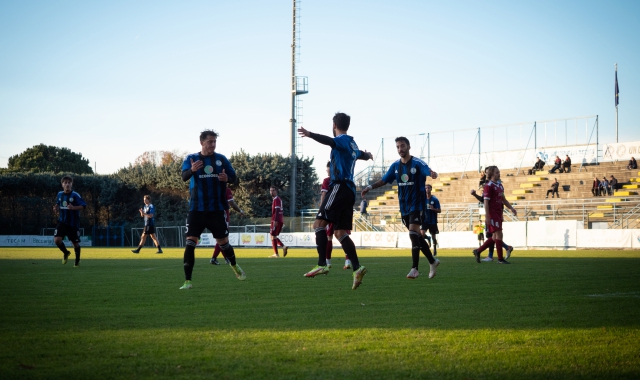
[
  {"x1": 430, "y1": 225, "x2": 439, "y2": 256},
  {"x1": 69, "y1": 227, "x2": 81, "y2": 266},
  {"x1": 493, "y1": 230, "x2": 509, "y2": 263},
  {"x1": 54, "y1": 223, "x2": 71, "y2": 264},
  {"x1": 181, "y1": 212, "x2": 204, "y2": 289},
  {"x1": 149, "y1": 231, "x2": 162, "y2": 253},
  {"x1": 210, "y1": 243, "x2": 222, "y2": 264},
  {"x1": 211, "y1": 212, "x2": 245, "y2": 280},
  {"x1": 410, "y1": 222, "x2": 438, "y2": 279},
  {"x1": 269, "y1": 222, "x2": 280, "y2": 257}
]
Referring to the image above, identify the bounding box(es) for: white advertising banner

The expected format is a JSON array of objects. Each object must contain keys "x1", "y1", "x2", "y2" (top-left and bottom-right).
[
  {"x1": 294, "y1": 232, "x2": 317, "y2": 247},
  {"x1": 602, "y1": 140, "x2": 640, "y2": 162},
  {"x1": 0, "y1": 235, "x2": 92, "y2": 247},
  {"x1": 359, "y1": 232, "x2": 397, "y2": 247},
  {"x1": 437, "y1": 231, "x2": 479, "y2": 248},
  {"x1": 631, "y1": 230, "x2": 640, "y2": 249},
  {"x1": 198, "y1": 233, "x2": 216, "y2": 246},
  {"x1": 576, "y1": 229, "x2": 632, "y2": 248},
  {"x1": 238, "y1": 233, "x2": 270, "y2": 247},
  {"x1": 397, "y1": 233, "x2": 412, "y2": 248},
  {"x1": 503, "y1": 222, "x2": 528, "y2": 247},
  {"x1": 526, "y1": 220, "x2": 582, "y2": 248}
]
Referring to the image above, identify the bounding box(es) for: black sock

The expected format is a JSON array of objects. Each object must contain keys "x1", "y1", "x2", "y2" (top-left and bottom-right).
[
  {"x1": 338, "y1": 234, "x2": 360, "y2": 271},
  {"x1": 183, "y1": 240, "x2": 196, "y2": 281},
  {"x1": 74, "y1": 246, "x2": 81, "y2": 264},
  {"x1": 220, "y1": 242, "x2": 236, "y2": 266},
  {"x1": 56, "y1": 241, "x2": 69, "y2": 254},
  {"x1": 409, "y1": 231, "x2": 421, "y2": 269},
  {"x1": 418, "y1": 234, "x2": 435, "y2": 264},
  {"x1": 315, "y1": 227, "x2": 328, "y2": 266}
]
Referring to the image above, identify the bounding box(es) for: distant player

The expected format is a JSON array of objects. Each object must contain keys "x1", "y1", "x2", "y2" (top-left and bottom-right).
[
  {"x1": 268, "y1": 186, "x2": 289, "y2": 258},
  {"x1": 53, "y1": 176, "x2": 87, "y2": 267},
  {"x1": 210, "y1": 187, "x2": 244, "y2": 265},
  {"x1": 131, "y1": 195, "x2": 163, "y2": 254},
  {"x1": 474, "y1": 221, "x2": 485, "y2": 246},
  {"x1": 298, "y1": 112, "x2": 373, "y2": 290},
  {"x1": 420, "y1": 183, "x2": 441, "y2": 256},
  {"x1": 362, "y1": 137, "x2": 439, "y2": 280},
  {"x1": 472, "y1": 166, "x2": 517, "y2": 264},
  {"x1": 320, "y1": 161, "x2": 351, "y2": 269},
  {"x1": 180, "y1": 129, "x2": 246, "y2": 289}
]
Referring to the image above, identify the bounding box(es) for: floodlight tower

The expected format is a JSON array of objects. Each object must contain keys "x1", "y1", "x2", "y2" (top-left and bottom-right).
[{"x1": 289, "y1": 0, "x2": 308, "y2": 217}]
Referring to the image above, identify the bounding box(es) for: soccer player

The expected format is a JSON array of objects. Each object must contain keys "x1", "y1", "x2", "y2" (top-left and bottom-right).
[
  {"x1": 210, "y1": 187, "x2": 244, "y2": 265},
  {"x1": 470, "y1": 187, "x2": 514, "y2": 261},
  {"x1": 320, "y1": 161, "x2": 351, "y2": 269},
  {"x1": 268, "y1": 186, "x2": 288, "y2": 258},
  {"x1": 362, "y1": 137, "x2": 440, "y2": 280},
  {"x1": 297, "y1": 112, "x2": 373, "y2": 290},
  {"x1": 420, "y1": 183, "x2": 441, "y2": 256},
  {"x1": 131, "y1": 195, "x2": 163, "y2": 254},
  {"x1": 53, "y1": 176, "x2": 87, "y2": 267},
  {"x1": 179, "y1": 129, "x2": 246, "y2": 289},
  {"x1": 472, "y1": 166, "x2": 517, "y2": 264}
]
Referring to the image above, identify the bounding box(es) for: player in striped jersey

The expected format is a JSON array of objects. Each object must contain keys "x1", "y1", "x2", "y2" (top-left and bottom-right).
[
  {"x1": 53, "y1": 176, "x2": 87, "y2": 267},
  {"x1": 179, "y1": 130, "x2": 246, "y2": 289},
  {"x1": 362, "y1": 137, "x2": 440, "y2": 280}
]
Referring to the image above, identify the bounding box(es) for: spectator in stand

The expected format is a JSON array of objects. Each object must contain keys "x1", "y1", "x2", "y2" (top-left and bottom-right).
[
  {"x1": 591, "y1": 176, "x2": 601, "y2": 196},
  {"x1": 478, "y1": 171, "x2": 487, "y2": 189},
  {"x1": 360, "y1": 197, "x2": 369, "y2": 219},
  {"x1": 599, "y1": 177, "x2": 609, "y2": 196},
  {"x1": 528, "y1": 157, "x2": 545, "y2": 175},
  {"x1": 609, "y1": 175, "x2": 618, "y2": 195},
  {"x1": 562, "y1": 155, "x2": 572, "y2": 173},
  {"x1": 546, "y1": 178, "x2": 560, "y2": 198},
  {"x1": 628, "y1": 157, "x2": 638, "y2": 170},
  {"x1": 549, "y1": 156, "x2": 562, "y2": 174}
]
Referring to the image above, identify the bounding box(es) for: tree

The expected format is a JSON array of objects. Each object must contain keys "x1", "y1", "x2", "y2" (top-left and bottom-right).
[{"x1": 8, "y1": 144, "x2": 93, "y2": 174}]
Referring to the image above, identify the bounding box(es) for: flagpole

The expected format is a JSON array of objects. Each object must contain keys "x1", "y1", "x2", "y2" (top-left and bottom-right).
[{"x1": 615, "y1": 63, "x2": 618, "y2": 143}]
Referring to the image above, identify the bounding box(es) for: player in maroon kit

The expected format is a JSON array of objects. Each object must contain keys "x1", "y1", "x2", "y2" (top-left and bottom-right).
[
  {"x1": 210, "y1": 187, "x2": 244, "y2": 265},
  {"x1": 268, "y1": 186, "x2": 288, "y2": 258},
  {"x1": 319, "y1": 161, "x2": 352, "y2": 269},
  {"x1": 472, "y1": 166, "x2": 517, "y2": 264}
]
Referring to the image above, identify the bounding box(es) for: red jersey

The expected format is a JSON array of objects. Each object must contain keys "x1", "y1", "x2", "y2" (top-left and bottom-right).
[
  {"x1": 483, "y1": 180, "x2": 504, "y2": 220},
  {"x1": 321, "y1": 177, "x2": 330, "y2": 192},
  {"x1": 224, "y1": 188, "x2": 234, "y2": 223},
  {"x1": 271, "y1": 196, "x2": 284, "y2": 223}
]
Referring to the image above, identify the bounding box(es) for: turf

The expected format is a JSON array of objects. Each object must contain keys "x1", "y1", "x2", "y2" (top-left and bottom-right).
[{"x1": 1, "y1": 247, "x2": 639, "y2": 379}]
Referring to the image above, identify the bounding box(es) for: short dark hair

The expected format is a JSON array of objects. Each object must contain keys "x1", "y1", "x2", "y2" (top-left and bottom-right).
[
  {"x1": 270, "y1": 186, "x2": 277, "y2": 191},
  {"x1": 332, "y1": 112, "x2": 350, "y2": 131},
  {"x1": 144, "y1": 195, "x2": 151, "y2": 200},
  {"x1": 61, "y1": 176, "x2": 73, "y2": 183},
  {"x1": 395, "y1": 137, "x2": 410, "y2": 146},
  {"x1": 200, "y1": 129, "x2": 219, "y2": 142},
  {"x1": 425, "y1": 183, "x2": 432, "y2": 189},
  {"x1": 326, "y1": 161, "x2": 330, "y2": 168}
]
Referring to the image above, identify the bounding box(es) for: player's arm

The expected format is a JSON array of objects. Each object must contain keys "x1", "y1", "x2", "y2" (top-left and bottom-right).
[
  {"x1": 297, "y1": 127, "x2": 336, "y2": 148},
  {"x1": 502, "y1": 196, "x2": 517, "y2": 216},
  {"x1": 228, "y1": 199, "x2": 244, "y2": 215},
  {"x1": 483, "y1": 199, "x2": 490, "y2": 225},
  {"x1": 362, "y1": 164, "x2": 396, "y2": 197},
  {"x1": 361, "y1": 179, "x2": 386, "y2": 197},
  {"x1": 357, "y1": 150, "x2": 374, "y2": 161},
  {"x1": 422, "y1": 163, "x2": 438, "y2": 179},
  {"x1": 220, "y1": 158, "x2": 237, "y2": 184},
  {"x1": 182, "y1": 157, "x2": 201, "y2": 181},
  {"x1": 67, "y1": 194, "x2": 87, "y2": 211},
  {"x1": 433, "y1": 200, "x2": 441, "y2": 214},
  {"x1": 470, "y1": 189, "x2": 484, "y2": 203}
]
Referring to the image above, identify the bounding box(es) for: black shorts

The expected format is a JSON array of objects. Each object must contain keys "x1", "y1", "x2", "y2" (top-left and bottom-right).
[
  {"x1": 143, "y1": 225, "x2": 156, "y2": 235},
  {"x1": 54, "y1": 222, "x2": 80, "y2": 243},
  {"x1": 401, "y1": 211, "x2": 423, "y2": 229},
  {"x1": 477, "y1": 232, "x2": 485, "y2": 241},
  {"x1": 185, "y1": 211, "x2": 229, "y2": 240},
  {"x1": 316, "y1": 183, "x2": 355, "y2": 230},
  {"x1": 421, "y1": 223, "x2": 439, "y2": 235}
]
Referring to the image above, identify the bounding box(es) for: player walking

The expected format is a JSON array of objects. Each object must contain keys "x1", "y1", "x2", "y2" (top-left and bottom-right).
[
  {"x1": 210, "y1": 187, "x2": 244, "y2": 265},
  {"x1": 298, "y1": 112, "x2": 373, "y2": 290},
  {"x1": 362, "y1": 137, "x2": 440, "y2": 280},
  {"x1": 320, "y1": 161, "x2": 352, "y2": 269},
  {"x1": 131, "y1": 195, "x2": 162, "y2": 254},
  {"x1": 53, "y1": 176, "x2": 87, "y2": 267},
  {"x1": 268, "y1": 186, "x2": 288, "y2": 258},
  {"x1": 472, "y1": 166, "x2": 517, "y2": 264},
  {"x1": 179, "y1": 129, "x2": 246, "y2": 289},
  {"x1": 420, "y1": 184, "x2": 441, "y2": 256}
]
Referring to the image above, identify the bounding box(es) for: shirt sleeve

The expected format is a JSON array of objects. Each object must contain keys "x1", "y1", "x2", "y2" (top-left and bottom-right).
[
  {"x1": 182, "y1": 155, "x2": 192, "y2": 171},
  {"x1": 420, "y1": 162, "x2": 432, "y2": 177},
  {"x1": 74, "y1": 192, "x2": 87, "y2": 207},
  {"x1": 381, "y1": 163, "x2": 397, "y2": 184},
  {"x1": 222, "y1": 156, "x2": 237, "y2": 183},
  {"x1": 148, "y1": 205, "x2": 155, "y2": 215},
  {"x1": 482, "y1": 184, "x2": 491, "y2": 200},
  {"x1": 321, "y1": 178, "x2": 330, "y2": 192},
  {"x1": 226, "y1": 188, "x2": 234, "y2": 201}
]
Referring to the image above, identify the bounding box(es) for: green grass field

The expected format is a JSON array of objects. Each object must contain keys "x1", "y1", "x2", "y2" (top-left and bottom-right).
[{"x1": 1, "y1": 247, "x2": 639, "y2": 379}]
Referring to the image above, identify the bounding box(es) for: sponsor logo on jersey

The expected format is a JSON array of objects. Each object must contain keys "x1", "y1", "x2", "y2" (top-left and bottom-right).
[
  {"x1": 204, "y1": 165, "x2": 214, "y2": 174},
  {"x1": 401, "y1": 174, "x2": 409, "y2": 182},
  {"x1": 398, "y1": 182, "x2": 415, "y2": 186}
]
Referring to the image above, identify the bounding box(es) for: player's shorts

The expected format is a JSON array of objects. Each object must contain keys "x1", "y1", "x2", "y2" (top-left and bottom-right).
[
  {"x1": 401, "y1": 211, "x2": 423, "y2": 228},
  {"x1": 477, "y1": 232, "x2": 485, "y2": 241},
  {"x1": 421, "y1": 223, "x2": 439, "y2": 235},
  {"x1": 316, "y1": 182, "x2": 355, "y2": 230},
  {"x1": 143, "y1": 225, "x2": 156, "y2": 235},
  {"x1": 487, "y1": 214, "x2": 503, "y2": 234},
  {"x1": 185, "y1": 211, "x2": 229, "y2": 239},
  {"x1": 54, "y1": 222, "x2": 80, "y2": 243},
  {"x1": 270, "y1": 221, "x2": 283, "y2": 236}
]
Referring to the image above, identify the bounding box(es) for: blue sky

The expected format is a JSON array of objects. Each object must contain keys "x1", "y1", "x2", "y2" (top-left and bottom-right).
[{"x1": 1, "y1": 0, "x2": 638, "y2": 177}]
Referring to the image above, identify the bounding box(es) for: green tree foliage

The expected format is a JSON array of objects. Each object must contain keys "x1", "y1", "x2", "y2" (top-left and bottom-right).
[{"x1": 8, "y1": 144, "x2": 94, "y2": 174}]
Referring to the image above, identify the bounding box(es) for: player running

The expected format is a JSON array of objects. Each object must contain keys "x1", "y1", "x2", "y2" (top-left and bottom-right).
[
  {"x1": 298, "y1": 112, "x2": 373, "y2": 290},
  {"x1": 362, "y1": 137, "x2": 440, "y2": 280},
  {"x1": 268, "y1": 186, "x2": 288, "y2": 258},
  {"x1": 210, "y1": 187, "x2": 244, "y2": 265},
  {"x1": 131, "y1": 195, "x2": 163, "y2": 254},
  {"x1": 53, "y1": 176, "x2": 87, "y2": 267}
]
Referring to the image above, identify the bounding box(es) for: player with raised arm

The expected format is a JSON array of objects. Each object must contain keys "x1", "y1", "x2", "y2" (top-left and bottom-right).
[
  {"x1": 210, "y1": 187, "x2": 244, "y2": 265},
  {"x1": 131, "y1": 195, "x2": 163, "y2": 254},
  {"x1": 298, "y1": 112, "x2": 373, "y2": 290},
  {"x1": 320, "y1": 161, "x2": 352, "y2": 269},
  {"x1": 268, "y1": 186, "x2": 288, "y2": 258},
  {"x1": 472, "y1": 166, "x2": 517, "y2": 264},
  {"x1": 179, "y1": 130, "x2": 246, "y2": 289},
  {"x1": 362, "y1": 137, "x2": 440, "y2": 280},
  {"x1": 53, "y1": 176, "x2": 87, "y2": 267}
]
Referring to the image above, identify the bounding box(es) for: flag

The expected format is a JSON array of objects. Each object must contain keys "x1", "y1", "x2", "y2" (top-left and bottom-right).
[{"x1": 615, "y1": 68, "x2": 619, "y2": 107}]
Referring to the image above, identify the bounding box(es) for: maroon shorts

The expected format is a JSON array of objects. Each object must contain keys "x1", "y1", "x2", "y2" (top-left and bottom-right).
[
  {"x1": 487, "y1": 214, "x2": 503, "y2": 234},
  {"x1": 270, "y1": 221, "x2": 283, "y2": 236}
]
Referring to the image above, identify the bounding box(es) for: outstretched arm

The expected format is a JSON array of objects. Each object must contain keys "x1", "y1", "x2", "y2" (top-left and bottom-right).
[
  {"x1": 297, "y1": 127, "x2": 336, "y2": 148},
  {"x1": 361, "y1": 179, "x2": 386, "y2": 198},
  {"x1": 228, "y1": 199, "x2": 244, "y2": 216}
]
